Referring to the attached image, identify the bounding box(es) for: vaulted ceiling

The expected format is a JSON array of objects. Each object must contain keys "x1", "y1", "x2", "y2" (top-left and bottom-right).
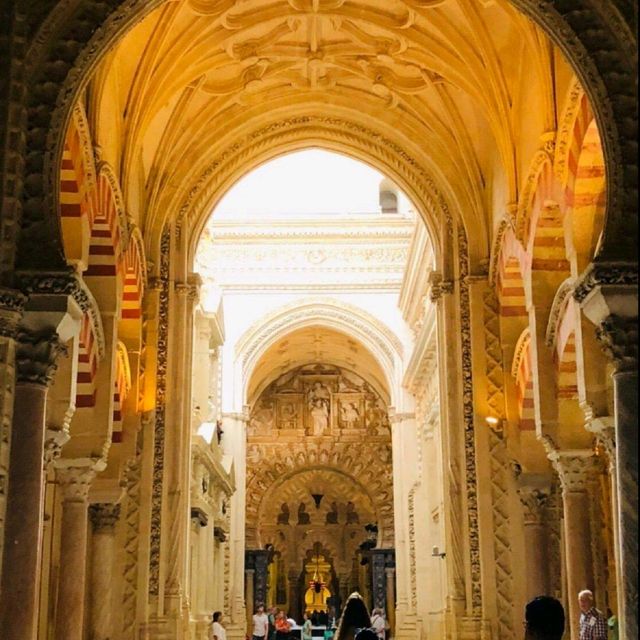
[{"x1": 86, "y1": 0, "x2": 571, "y2": 266}]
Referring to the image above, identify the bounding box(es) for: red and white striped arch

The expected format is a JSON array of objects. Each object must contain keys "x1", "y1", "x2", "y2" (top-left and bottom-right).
[
  {"x1": 112, "y1": 342, "x2": 132, "y2": 443},
  {"x1": 512, "y1": 329, "x2": 535, "y2": 431},
  {"x1": 75, "y1": 313, "x2": 100, "y2": 409},
  {"x1": 496, "y1": 231, "x2": 528, "y2": 320}
]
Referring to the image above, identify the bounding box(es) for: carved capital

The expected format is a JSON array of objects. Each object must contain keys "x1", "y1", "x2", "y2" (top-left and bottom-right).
[
  {"x1": 16, "y1": 329, "x2": 67, "y2": 386},
  {"x1": 573, "y1": 262, "x2": 638, "y2": 304},
  {"x1": 43, "y1": 428, "x2": 70, "y2": 469},
  {"x1": 518, "y1": 485, "x2": 550, "y2": 525},
  {"x1": 547, "y1": 450, "x2": 596, "y2": 493},
  {"x1": 55, "y1": 463, "x2": 99, "y2": 502},
  {"x1": 585, "y1": 416, "x2": 616, "y2": 472},
  {"x1": 595, "y1": 315, "x2": 637, "y2": 373},
  {"x1": 89, "y1": 503, "x2": 121, "y2": 533},
  {"x1": 428, "y1": 271, "x2": 454, "y2": 302},
  {"x1": 0, "y1": 287, "x2": 27, "y2": 338}
]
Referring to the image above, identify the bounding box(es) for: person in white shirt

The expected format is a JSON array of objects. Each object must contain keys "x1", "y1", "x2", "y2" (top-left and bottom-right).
[
  {"x1": 370, "y1": 608, "x2": 386, "y2": 640},
  {"x1": 212, "y1": 611, "x2": 226, "y2": 640},
  {"x1": 253, "y1": 605, "x2": 269, "y2": 640}
]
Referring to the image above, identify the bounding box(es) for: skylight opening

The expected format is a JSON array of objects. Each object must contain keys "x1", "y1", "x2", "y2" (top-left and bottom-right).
[{"x1": 212, "y1": 149, "x2": 413, "y2": 218}]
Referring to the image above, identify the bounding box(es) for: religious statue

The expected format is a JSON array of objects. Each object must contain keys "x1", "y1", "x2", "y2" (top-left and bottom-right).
[
  {"x1": 346, "y1": 501, "x2": 359, "y2": 524},
  {"x1": 340, "y1": 401, "x2": 360, "y2": 428},
  {"x1": 310, "y1": 399, "x2": 329, "y2": 435},
  {"x1": 277, "y1": 502, "x2": 290, "y2": 525},
  {"x1": 280, "y1": 400, "x2": 299, "y2": 429},
  {"x1": 298, "y1": 502, "x2": 311, "y2": 525},
  {"x1": 325, "y1": 501, "x2": 339, "y2": 524}
]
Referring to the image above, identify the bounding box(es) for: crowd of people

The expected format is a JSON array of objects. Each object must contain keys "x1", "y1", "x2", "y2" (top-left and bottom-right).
[{"x1": 210, "y1": 586, "x2": 616, "y2": 640}]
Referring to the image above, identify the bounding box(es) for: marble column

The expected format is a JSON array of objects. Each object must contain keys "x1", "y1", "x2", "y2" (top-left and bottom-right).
[
  {"x1": 548, "y1": 450, "x2": 596, "y2": 640},
  {"x1": 0, "y1": 329, "x2": 65, "y2": 640},
  {"x1": 89, "y1": 503, "x2": 121, "y2": 640},
  {"x1": 577, "y1": 265, "x2": 637, "y2": 639},
  {"x1": 54, "y1": 462, "x2": 98, "y2": 640},
  {"x1": 517, "y1": 481, "x2": 551, "y2": 600}
]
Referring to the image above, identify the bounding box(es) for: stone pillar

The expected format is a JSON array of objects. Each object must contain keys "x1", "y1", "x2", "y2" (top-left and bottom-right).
[
  {"x1": 547, "y1": 450, "x2": 596, "y2": 640},
  {"x1": 89, "y1": 503, "x2": 121, "y2": 640},
  {"x1": 577, "y1": 264, "x2": 637, "y2": 639},
  {"x1": 517, "y1": 479, "x2": 551, "y2": 600},
  {"x1": 246, "y1": 569, "x2": 255, "y2": 631},
  {"x1": 288, "y1": 570, "x2": 300, "y2": 620},
  {"x1": 0, "y1": 329, "x2": 65, "y2": 640},
  {"x1": 54, "y1": 462, "x2": 98, "y2": 640},
  {"x1": 385, "y1": 567, "x2": 396, "y2": 637}
]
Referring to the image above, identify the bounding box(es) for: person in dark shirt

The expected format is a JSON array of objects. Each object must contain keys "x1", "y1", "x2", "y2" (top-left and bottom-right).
[{"x1": 524, "y1": 596, "x2": 565, "y2": 640}]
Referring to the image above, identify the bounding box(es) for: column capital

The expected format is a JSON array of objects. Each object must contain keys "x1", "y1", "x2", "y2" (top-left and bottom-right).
[
  {"x1": 584, "y1": 415, "x2": 616, "y2": 472},
  {"x1": 55, "y1": 460, "x2": 103, "y2": 502},
  {"x1": 43, "y1": 428, "x2": 70, "y2": 469},
  {"x1": 517, "y1": 484, "x2": 550, "y2": 525},
  {"x1": 428, "y1": 271, "x2": 455, "y2": 302},
  {"x1": 89, "y1": 503, "x2": 121, "y2": 533},
  {"x1": 595, "y1": 315, "x2": 637, "y2": 373},
  {"x1": 16, "y1": 329, "x2": 67, "y2": 386},
  {"x1": 547, "y1": 449, "x2": 597, "y2": 493},
  {"x1": 0, "y1": 287, "x2": 26, "y2": 337}
]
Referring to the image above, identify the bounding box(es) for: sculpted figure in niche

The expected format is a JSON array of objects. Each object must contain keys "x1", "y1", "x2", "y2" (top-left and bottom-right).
[
  {"x1": 325, "y1": 501, "x2": 339, "y2": 524},
  {"x1": 280, "y1": 401, "x2": 299, "y2": 429},
  {"x1": 346, "y1": 501, "x2": 359, "y2": 524},
  {"x1": 310, "y1": 399, "x2": 329, "y2": 436},
  {"x1": 277, "y1": 503, "x2": 290, "y2": 525},
  {"x1": 298, "y1": 502, "x2": 311, "y2": 525},
  {"x1": 307, "y1": 381, "x2": 331, "y2": 410},
  {"x1": 341, "y1": 402, "x2": 360, "y2": 429}
]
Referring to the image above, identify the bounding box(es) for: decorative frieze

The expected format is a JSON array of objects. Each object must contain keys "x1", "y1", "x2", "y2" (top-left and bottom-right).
[
  {"x1": 573, "y1": 262, "x2": 638, "y2": 304},
  {"x1": 149, "y1": 226, "x2": 170, "y2": 597}
]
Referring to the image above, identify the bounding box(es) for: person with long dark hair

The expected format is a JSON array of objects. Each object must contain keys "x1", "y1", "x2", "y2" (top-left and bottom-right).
[{"x1": 333, "y1": 593, "x2": 371, "y2": 640}]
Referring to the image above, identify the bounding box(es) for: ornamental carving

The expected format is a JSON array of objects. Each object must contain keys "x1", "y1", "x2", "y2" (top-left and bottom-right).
[
  {"x1": 547, "y1": 450, "x2": 596, "y2": 493},
  {"x1": 573, "y1": 262, "x2": 639, "y2": 304},
  {"x1": 149, "y1": 226, "x2": 170, "y2": 597},
  {"x1": 89, "y1": 503, "x2": 121, "y2": 533},
  {"x1": 595, "y1": 315, "x2": 638, "y2": 373},
  {"x1": 15, "y1": 329, "x2": 67, "y2": 386},
  {"x1": 517, "y1": 486, "x2": 550, "y2": 526},
  {"x1": 55, "y1": 464, "x2": 97, "y2": 502},
  {"x1": 0, "y1": 288, "x2": 26, "y2": 338}
]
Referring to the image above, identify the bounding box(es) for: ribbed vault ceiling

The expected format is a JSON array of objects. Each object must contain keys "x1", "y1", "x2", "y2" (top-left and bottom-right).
[{"x1": 89, "y1": 0, "x2": 563, "y2": 264}]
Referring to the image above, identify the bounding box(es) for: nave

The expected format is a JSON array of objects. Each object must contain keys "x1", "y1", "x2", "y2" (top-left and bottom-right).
[{"x1": 0, "y1": 1, "x2": 636, "y2": 640}]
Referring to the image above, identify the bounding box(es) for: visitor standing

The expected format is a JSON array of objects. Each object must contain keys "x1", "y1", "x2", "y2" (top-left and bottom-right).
[
  {"x1": 275, "y1": 610, "x2": 291, "y2": 640},
  {"x1": 578, "y1": 590, "x2": 607, "y2": 640},
  {"x1": 523, "y1": 596, "x2": 565, "y2": 640},
  {"x1": 253, "y1": 605, "x2": 269, "y2": 640},
  {"x1": 370, "y1": 608, "x2": 386, "y2": 640},
  {"x1": 268, "y1": 607, "x2": 278, "y2": 640},
  {"x1": 212, "y1": 611, "x2": 227, "y2": 640},
  {"x1": 302, "y1": 612, "x2": 313, "y2": 640}
]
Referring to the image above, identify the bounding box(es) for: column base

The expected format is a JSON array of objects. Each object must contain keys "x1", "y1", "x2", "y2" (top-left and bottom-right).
[{"x1": 226, "y1": 622, "x2": 248, "y2": 640}]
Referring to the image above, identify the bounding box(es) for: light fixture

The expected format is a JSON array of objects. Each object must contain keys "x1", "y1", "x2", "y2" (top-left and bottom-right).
[
  {"x1": 485, "y1": 416, "x2": 499, "y2": 426},
  {"x1": 431, "y1": 545, "x2": 446, "y2": 559}
]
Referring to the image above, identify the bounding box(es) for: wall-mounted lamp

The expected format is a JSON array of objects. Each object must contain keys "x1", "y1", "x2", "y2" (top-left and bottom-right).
[
  {"x1": 431, "y1": 545, "x2": 446, "y2": 559},
  {"x1": 485, "y1": 416, "x2": 502, "y2": 432}
]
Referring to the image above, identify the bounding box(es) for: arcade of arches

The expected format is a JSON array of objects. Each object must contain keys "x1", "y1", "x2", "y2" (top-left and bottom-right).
[{"x1": 0, "y1": 2, "x2": 636, "y2": 640}]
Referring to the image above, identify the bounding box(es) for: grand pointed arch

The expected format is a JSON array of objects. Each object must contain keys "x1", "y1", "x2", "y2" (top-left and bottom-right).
[{"x1": 235, "y1": 297, "x2": 405, "y2": 408}]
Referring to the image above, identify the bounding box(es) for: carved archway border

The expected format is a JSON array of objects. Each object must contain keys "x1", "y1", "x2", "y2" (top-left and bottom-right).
[
  {"x1": 246, "y1": 445, "x2": 394, "y2": 548},
  {"x1": 237, "y1": 297, "x2": 403, "y2": 404}
]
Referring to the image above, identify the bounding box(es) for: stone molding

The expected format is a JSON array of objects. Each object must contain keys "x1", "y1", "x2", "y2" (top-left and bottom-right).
[
  {"x1": 545, "y1": 278, "x2": 576, "y2": 348},
  {"x1": 89, "y1": 503, "x2": 121, "y2": 533},
  {"x1": 43, "y1": 427, "x2": 70, "y2": 469},
  {"x1": 15, "y1": 329, "x2": 67, "y2": 386},
  {"x1": 428, "y1": 271, "x2": 454, "y2": 302}
]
